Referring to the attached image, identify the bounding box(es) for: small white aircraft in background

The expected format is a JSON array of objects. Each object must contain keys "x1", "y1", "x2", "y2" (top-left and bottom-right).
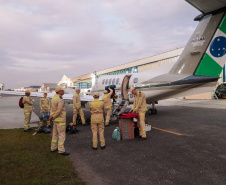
[{"x1": 1, "y1": 0, "x2": 226, "y2": 116}]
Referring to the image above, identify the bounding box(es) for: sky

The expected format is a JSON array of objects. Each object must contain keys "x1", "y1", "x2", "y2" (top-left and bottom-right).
[{"x1": 0, "y1": 0, "x2": 200, "y2": 89}]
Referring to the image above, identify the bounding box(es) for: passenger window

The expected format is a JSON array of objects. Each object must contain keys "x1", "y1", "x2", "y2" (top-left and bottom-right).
[
  {"x1": 105, "y1": 79, "x2": 108, "y2": 85},
  {"x1": 133, "y1": 78, "x2": 138, "y2": 83},
  {"x1": 109, "y1": 79, "x2": 112, "y2": 85},
  {"x1": 112, "y1": 78, "x2": 115, "y2": 85},
  {"x1": 116, "y1": 78, "x2": 119, "y2": 85},
  {"x1": 102, "y1": 79, "x2": 105, "y2": 84}
]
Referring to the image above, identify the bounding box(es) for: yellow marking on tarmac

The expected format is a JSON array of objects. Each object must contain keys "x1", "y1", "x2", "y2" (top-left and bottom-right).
[{"x1": 152, "y1": 127, "x2": 183, "y2": 136}]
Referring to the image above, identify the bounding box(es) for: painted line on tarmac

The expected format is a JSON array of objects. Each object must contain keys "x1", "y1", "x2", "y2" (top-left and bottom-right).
[{"x1": 152, "y1": 127, "x2": 183, "y2": 136}]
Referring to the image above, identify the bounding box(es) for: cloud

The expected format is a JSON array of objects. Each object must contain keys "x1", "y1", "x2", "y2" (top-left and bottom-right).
[{"x1": 0, "y1": 0, "x2": 200, "y2": 88}]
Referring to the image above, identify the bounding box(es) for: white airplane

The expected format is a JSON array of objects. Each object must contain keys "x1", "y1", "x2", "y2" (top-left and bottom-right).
[{"x1": 1, "y1": 0, "x2": 226, "y2": 116}]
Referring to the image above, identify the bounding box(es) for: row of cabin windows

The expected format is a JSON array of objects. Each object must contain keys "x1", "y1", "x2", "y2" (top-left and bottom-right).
[
  {"x1": 102, "y1": 78, "x2": 120, "y2": 85},
  {"x1": 102, "y1": 78, "x2": 139, "y2": 85}
]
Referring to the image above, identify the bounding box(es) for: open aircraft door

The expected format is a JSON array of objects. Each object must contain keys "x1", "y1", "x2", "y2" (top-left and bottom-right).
[{"x1": 121, "y1": 75, "x2": 132, "y2": 100}]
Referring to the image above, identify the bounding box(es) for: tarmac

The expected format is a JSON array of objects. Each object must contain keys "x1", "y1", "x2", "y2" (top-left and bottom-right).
[
  {"x1": 0, "y1": 95, "x2": 39, "y2": 129},
  {"x1": 1, "y1": 94, "x2": 226, "y2": 185}
]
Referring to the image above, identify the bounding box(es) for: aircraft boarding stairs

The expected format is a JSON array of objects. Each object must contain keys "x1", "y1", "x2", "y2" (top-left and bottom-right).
[{"x1": 111, "y1": 100, "x2": 129, "y2": 119}]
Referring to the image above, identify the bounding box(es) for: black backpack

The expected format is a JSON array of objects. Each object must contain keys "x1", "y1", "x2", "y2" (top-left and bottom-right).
[
  {"x1": 19, "y1": 96, "x2": 24, "y2": 108},
  {"x1": 66, "y1": 125, "x2": 80, "y2": 134}
]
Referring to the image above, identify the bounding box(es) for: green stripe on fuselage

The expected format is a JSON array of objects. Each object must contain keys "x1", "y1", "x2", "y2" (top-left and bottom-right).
[
  {"x1": 219, "y1": 14, "x2": 226, "y2": 34},
  {"x1": 194, "y1": 54, "x2": 222, "y2": 77}
]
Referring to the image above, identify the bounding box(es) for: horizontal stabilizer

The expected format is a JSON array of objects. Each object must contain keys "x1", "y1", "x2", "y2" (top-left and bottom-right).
[{"x1": 186, "y1": 0, "x2": 226, "y2": 14}]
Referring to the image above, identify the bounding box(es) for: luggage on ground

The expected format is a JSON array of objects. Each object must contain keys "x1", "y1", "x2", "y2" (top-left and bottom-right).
[
  {"x1": 112, "y1": 127, "x2": 121, "y2": 141},
  {"x1": 37, "y1": 126, "x2": 51, "y2": 133},
  {"x1": 66, "y1": 123, "x2": 80, "y2": 134}
]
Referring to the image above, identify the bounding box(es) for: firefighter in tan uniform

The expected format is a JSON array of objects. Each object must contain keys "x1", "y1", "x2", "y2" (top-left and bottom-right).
[
  {"x1": 23, "y1": 90, "x2": 34, "y2": 132},
  {"x1": 49, "y1": 87, "x2": 69, "y2": 156},
  {"x1": 102, "y1": 88, "x2": 113, "y2": 126},
  {"x1": 39, "y1": 92, "x2": 51, "y2": 128},
  {"x1": 73, "y1": 88, "x2": 85, "y2": 125},
  {"x1": 130, "y1": 87, "x2": 147, "y2": 140},
  {"x1": 89, "y1": 92, "x2": 106, "y2": 150}
]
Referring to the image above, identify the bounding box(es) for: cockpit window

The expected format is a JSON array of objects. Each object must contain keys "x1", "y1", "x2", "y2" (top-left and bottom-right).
[
  {"x1": 105, "y1": 79, "x2": 108, "y2": 85},
  {"x1": 133, "y1": 78, "x2": 138, "y2": 83},
  {"x1": 102, "y1": 79, "x2": 105, "y2": 84},
  {"x1": 116, "y1": 78, "x2": 119, "y2": 85}
]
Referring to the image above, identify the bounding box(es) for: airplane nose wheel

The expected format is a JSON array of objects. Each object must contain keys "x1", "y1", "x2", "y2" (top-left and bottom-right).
[{"x1": 148, "y1": 108, "x2": 157, "y2": 115}]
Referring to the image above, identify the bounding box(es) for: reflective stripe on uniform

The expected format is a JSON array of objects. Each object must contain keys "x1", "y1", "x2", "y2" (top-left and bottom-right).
[
  {"x1": 100, "y1": 139, "x2": 105, "y2": 142},
  {"x1": 102, "y1": 95, "x2": 107, "y2": 100},
  {"x1": 51, "y1": 95, "x2": 59, "y2": 102},
  {"x1": 93, "y1": 140, "x2": 98, "y2": 143},
  {"x1": 25, "y1": 113, "x2": 30, "y2": 115},
  {"x1": 54, "y1": 118, "x2": 63, "y2": 121},
  {"x1": 91, "y1": 120, "x2": 104, "y2": 123},
  {"x1": 58, "y1": 142, "x2": 64, "y2": 145},
  {"x1": 144, "y1": 108, "x2": 147, "y2": 111},
  {"x1": 92, "y1": 102, "x2": 102, "y2": 107},
  {"x1": 52, "y1": 140, "x2": 57, "y2": 143},
  {"x1": 59, "y1": 123, "x2": 66, "y2": 126},
  {"x1": 104, "y1": 105, "x2": 111, "y2": 109},
  {"x1": 141, "y1": 114, "x2": 145, "y2": 116},
  {"x1": 139, "y1": 128, "x2": 146, "y2": 131}
]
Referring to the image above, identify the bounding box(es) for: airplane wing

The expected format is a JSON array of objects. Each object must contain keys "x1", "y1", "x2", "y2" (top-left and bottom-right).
[
  {"x1": 186, "y1": 0, "x2": 226, "y2": 14},
  {"x1": 0, "y1": 90, "x2": 94, "y2": 102}
]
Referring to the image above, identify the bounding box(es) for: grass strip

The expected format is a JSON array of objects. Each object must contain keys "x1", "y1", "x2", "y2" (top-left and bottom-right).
[{"x1": 0, "y1": 129, "x2": 85, "y2": 185}]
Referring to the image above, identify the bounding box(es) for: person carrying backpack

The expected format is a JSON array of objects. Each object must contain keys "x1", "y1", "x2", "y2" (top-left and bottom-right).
[
  {"x1": 102, "y1": 87, "x2": 113, "y2": 126},
  {"x1": 23, "y1": 90, "x2": 34, "y2": 132}
]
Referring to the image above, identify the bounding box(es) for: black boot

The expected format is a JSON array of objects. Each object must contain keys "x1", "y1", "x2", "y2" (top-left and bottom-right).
[{"x1": 60, "y1": 152, "x2": 70, "y2": 156}]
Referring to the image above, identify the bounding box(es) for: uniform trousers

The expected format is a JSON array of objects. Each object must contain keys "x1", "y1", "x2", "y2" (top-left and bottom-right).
[
  {"x1": 24, "y1": 110, "x2": 32, "y2": 130},
  {"x1": 138, "y1": 111, "x2": 146, "y2": 138},
  {"x1": 73, "y1": 108, "x2": 85, "y2": 124},
  {"x1": 91, "y1": 122, "x2": 105, "y2": 148},
  {"x1": 51, "y1": 121, "x2": 66, "y2": 153},
  {"x1": 104, "y1": 108, "x2": 112, "y2": 125}
]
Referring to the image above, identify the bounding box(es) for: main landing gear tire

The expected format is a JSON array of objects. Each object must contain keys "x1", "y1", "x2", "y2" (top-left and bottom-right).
[{"x1": 148, "y1": 109, "x2": 157, "y2": 115}]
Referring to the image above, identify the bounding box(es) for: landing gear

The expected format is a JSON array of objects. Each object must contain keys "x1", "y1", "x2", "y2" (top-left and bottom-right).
[
  {"x1": 148, "y1": 101, "x2": 157, "y2": 115},
  {"x1": 148, "y1": 108, "x2": 157, "y2": 115}
]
